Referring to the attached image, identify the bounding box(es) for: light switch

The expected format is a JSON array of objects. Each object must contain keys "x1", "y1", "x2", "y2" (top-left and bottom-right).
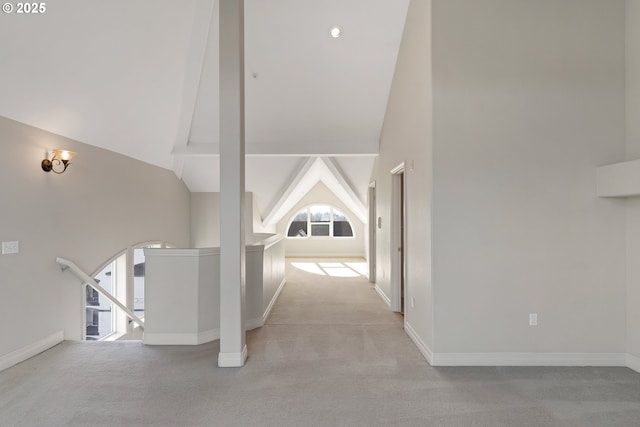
[{"x1": 2, "y1": 241, "x2": 19, "y2": 255}]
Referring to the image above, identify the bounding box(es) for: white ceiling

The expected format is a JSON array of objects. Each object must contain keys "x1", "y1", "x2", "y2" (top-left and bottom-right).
[{"x1": 0, "y1": 0, "x2": 409, "y2": 220}]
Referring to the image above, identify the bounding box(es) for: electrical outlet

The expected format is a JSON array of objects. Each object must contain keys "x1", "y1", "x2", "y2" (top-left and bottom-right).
[
  {"x1": 529, "y1": 313, "x2": 538, "y2": 327},
  {"x1": 2, "y1": 241, "x2": 19, "y2": 255},
  {"x1": 410, "y1": 297, "x2": 415, "y2": 308}
]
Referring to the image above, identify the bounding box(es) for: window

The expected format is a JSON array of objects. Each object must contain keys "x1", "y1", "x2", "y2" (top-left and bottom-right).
[
  {"x1": 287, "y1": 205, "x2": 354, "y2": 238},
  {"x1": 133, "y1": 243, "x2": 161, "y2": 320},
  {"x1": 86, "y1": 255, "x2": 122, "y2": 340},
  {"x1": 333, "y1": 210, "x2": 353, "y2": 237},
  {"x1": 85, "y1": 241, "x2": 172, "y2": 341},
  {"x1": 288, "y1": 211, "x2": 308, "y2": 237}
]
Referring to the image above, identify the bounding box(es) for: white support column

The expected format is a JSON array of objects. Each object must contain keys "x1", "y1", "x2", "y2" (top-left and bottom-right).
[{"x1": 218, "y1": 0, "x2": 247, "y2": 368}]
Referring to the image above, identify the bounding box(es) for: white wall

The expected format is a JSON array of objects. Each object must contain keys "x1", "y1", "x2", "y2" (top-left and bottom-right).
[
  {"x1": 191, "y1": 192, "x2": 220, "y2": 248},
  {"x1": 276, "y1": 182, "x2": 366, "y2": 257},
  {"x1": 190, "y1": 192, "x2": 273, "y2": 248},
  {"x1": 0, "y1": 117, "x2": 190, "y2": 362},
  {"x1": 371, "y1": 0, "x2": 433, "y2": 351},
  {"x1": 431, "y1": 0, "x2": 626, "y2": 355},
  {"x1": 626, "y1": 0, "x2": 640, "y2": 364},
  {"x1": 374, "y1": 0, "x2": 628, "y2": 362}
]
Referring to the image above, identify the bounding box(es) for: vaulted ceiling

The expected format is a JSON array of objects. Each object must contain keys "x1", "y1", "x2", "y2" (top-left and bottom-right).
[{"x1": 0, "y1": 0, "x2": 409, "y2": 222}]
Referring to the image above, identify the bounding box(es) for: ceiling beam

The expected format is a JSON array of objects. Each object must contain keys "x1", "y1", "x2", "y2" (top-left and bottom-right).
[
  {"x1": 322, "y1": 157, "x2": 367, "y2": 208},
  {"x1": 261, "y1": 157, "x2": 316, "y2": 226},
  {"x1": 173, "y1": 141, "x2": 379, "y2": 157},
  {"x1": 171, "y1": 0, "x2": 217, "y2": 179},
  {"x1": 261, "y1": 156, "x2": 368, "y2": 227}
]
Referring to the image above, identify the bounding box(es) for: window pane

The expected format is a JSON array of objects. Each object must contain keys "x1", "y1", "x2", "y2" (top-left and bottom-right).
[
  {"x1": 333, "y1": 209, "x2": 347, "y2": 222},
  {"x1": 311, "y1": 223, "x2": 330, "y2": 236},
  {"x1": 333, "y1": 220, "x2": 353, "y2": 237},
  {"x1": 332, "y1": 209, "x2": 353, "y2": 237},
  {"x1": 85, "y1": 287, "x2": 100, "y2": 339},
  {"x1": 133, "y1": 245, "x2": 158, "y2": 319},
  {"x1": 288, "y1": 221, "x2": 308, "y2": 237},
  {"x1": 293, "y1": 210, "x2": 308, "y2": 221},
  {"x1": 310, "y1": 205, "x2": 330, "y2": 222},
  {"x1": 86, "y1": 262, "x2": 114, "y2": 340}
]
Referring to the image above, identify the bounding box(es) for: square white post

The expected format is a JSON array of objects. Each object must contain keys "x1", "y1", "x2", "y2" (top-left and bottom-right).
[{"x1": 218, "y1": 0, "x2": 247, "y2": 367}]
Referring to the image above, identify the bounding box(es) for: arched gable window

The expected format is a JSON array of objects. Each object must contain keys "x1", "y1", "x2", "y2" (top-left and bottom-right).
[{"x1": 287, "y1": 205, "x2": 354, "y2": 238}]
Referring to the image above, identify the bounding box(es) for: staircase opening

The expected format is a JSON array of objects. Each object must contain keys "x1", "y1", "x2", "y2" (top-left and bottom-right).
[{"x1": 84, "y1": 241, "x2": 171, "y2": 341}]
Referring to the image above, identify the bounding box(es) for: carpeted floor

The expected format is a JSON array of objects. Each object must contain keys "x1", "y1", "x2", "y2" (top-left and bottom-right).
[{"x1": 1, "y1": 258, "x2": 640, "y2": 426}]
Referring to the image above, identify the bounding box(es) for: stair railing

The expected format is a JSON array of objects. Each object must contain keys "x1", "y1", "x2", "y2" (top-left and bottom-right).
[{"x1": 56, "y1": 256, "x2": 145, "y2": 330}]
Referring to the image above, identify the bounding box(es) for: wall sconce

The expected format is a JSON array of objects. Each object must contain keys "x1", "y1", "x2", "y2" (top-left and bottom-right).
[{"x1": 41, "y1": 149, "x2": 76, "y2": 174}]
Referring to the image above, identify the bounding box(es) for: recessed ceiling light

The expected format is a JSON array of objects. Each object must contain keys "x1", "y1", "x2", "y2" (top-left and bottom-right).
[{"x1": 329, "y1": 25, "x2": 343, "y2": 38}]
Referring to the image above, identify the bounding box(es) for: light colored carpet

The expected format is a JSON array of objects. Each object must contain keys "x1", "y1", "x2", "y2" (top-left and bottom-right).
[{"x1": 1, "y1": 258, "x2": 640, "y2": 427}]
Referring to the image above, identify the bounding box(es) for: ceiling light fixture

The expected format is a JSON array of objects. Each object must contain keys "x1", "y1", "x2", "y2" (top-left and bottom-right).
[
  {"x1": 41, "y1": 149, "x2": 76, "y2": 174},
  {"x1": 329, "y1": 25, "x2": 343, "y2": 38}
]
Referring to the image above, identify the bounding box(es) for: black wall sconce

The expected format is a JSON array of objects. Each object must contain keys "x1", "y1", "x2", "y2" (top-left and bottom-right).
[{"x1": 41, "y1": 149, "x2": 76, "y2": 174}]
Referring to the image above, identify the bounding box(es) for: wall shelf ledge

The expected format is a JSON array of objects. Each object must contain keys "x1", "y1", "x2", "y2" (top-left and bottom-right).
[{"x1": 597, "y1": 159, "x2": 640, "y2": 197}]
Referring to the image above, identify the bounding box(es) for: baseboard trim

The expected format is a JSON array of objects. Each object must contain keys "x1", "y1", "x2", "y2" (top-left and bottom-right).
[
  {"x1": 197, "y1": 328, "x2": 220, "y2": 345},
  {"x1": 218, "y1": 344, "x2": 248, "y2": 367},
  {"x1": 246, "y1": 318, "x2": 264, "y2": 331},
  {"x1": 627, "y1": 353, "x2": 640, "y2": 374},
  {"x1": 286, "y1": 252, "x2": 365, "y2": 258},
  {"x1": 374, "y1": 284, "x2": 391, "y2": 307},
  {"x1": 262, "y1": 278, "x2": 286, "y2": 324},
  {"x1": 144, "y1": 333, "x2": 198, "y2": 345},
  {"x1": 404, "y1": 321, "x2": 434, "y2": 365},
  {"x1": 144, "y1": 329, "x2": 220, "y2": 345},
  {"x1": 430, "y1": 352, "x2": 628, "y2": 367},
  {"x1": 0, "y1": 331, "x2": 64, "y2": 372}
]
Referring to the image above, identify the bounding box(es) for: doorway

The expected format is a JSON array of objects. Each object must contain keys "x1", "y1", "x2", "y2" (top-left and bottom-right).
[
  {"x1": 390, "y1": 163, "x2": 406, "y2": 314},
  {"x1": 368, "y1": 182, "x2": 376, "y2": 284}
]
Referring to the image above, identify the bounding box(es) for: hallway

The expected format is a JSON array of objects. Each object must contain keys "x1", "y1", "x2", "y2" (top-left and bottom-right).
[
  {"x1": 249, "y1": 257, "x2": 420, "y2": 382},
  {"x1": 1, "y1": 259, "x2": 639, "y2": 426}
]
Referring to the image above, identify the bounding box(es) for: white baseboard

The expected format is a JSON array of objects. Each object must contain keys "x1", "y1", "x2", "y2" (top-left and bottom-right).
[
  {"x1": 400, "y1": 323, "x2": 634, "y2": 369},
  {"x1": 197, "y1": 328, "x2": 220, "y2": 344},
  {"x1": 263, "y1": 278, "x2": 286, "y2": 323},
  {"x1": 286, "y1": 252, "x2": 365, "y2": 258},
  {"x1": 374, "y1": 284, "x2": 391, "y2": 307},
  {"x1": 430, "y1": 352, "x2": 628, "y2": 367},
  {"x1": 246, "y1": 318, "x2": 264, "y2": 331},
  {"x1": 144, "y1": 329, "x2": 220, "y2": 346},
  {"x1": 218, "y1": 344, "x2": 248, "y2": 367},
  {"x1": 404, "y1": 321, "x2": 434, "y2": 365},
  {"x1": 627, "y1": 353, "x2": 640, "y2": 374},
  {"x1": 144, "y1": 333, "x2": 199, "y2": 345},
  {"x1": 0, "y1": 331, "x2": 64, "y2": 372},
  {"x1": 400, "y1": 324, "x2": 640, "y2": 370}
]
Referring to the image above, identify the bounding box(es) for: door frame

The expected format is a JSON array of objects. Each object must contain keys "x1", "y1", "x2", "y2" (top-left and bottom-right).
[
  {"x1": 390, "y1": 162, "x2": 406, "y2": 313},
  {"x1": 368, "y1": 181, "x2": 377, "y2": 284}
]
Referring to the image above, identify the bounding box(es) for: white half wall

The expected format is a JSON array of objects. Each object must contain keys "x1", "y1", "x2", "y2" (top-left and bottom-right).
[
  {"x1": 0, "y1": 116, "x2": 191, "y2": 362},
  {"x1": 143, "y1": 235, "x2": 286, "y2": 345},
  {"x1": 144, "y1": 248, "x2": 220, "y2": 345}
]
